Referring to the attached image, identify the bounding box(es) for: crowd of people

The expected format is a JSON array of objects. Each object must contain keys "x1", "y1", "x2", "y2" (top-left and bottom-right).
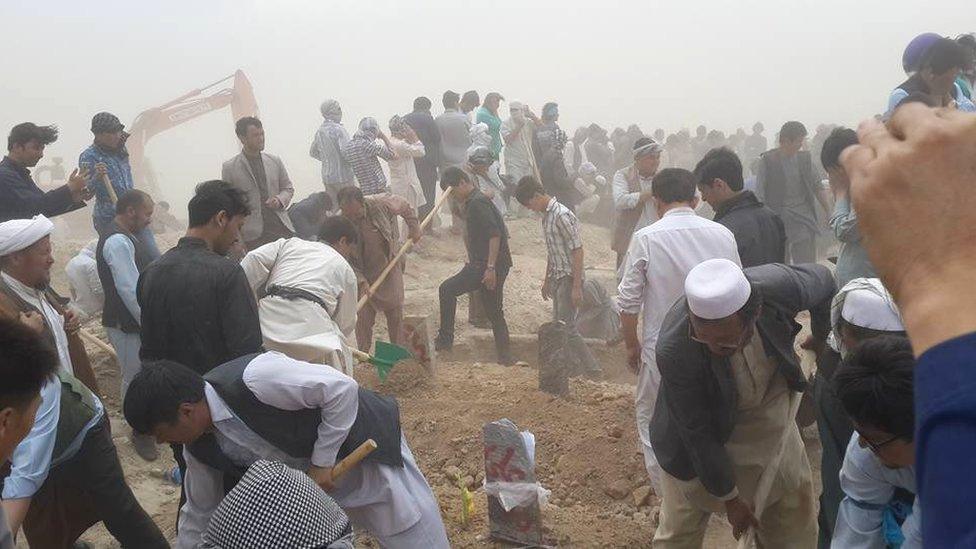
[{"x1": 0, "y1": 30, "x2": 975, "y2": 549}]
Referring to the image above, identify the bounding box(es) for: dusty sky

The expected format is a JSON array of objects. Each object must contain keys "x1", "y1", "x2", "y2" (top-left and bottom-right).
[{"x1": 1, "y1": 0, "x2": 968, "y2": 207}]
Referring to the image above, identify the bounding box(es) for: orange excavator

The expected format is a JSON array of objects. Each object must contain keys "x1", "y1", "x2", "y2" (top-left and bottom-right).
[{"x1": 126, "y1": 69, "x2": 259, "y2": 196}]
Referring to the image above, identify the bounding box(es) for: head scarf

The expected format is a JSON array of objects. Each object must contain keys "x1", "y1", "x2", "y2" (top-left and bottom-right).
[
  {"x1": 468, "y1": 146, "x2": 493, "y2": 166},
  {"x1": 903, "y1": 32, "x2": 943, "y2": 73},
  {"x1": 354, "y1": 117, "x2": 380, "y2": 141},
  {"x1": 542, "y1": 102, "x2": 559, "y2": 121},
  {"x1": 632, "y1": 139, "x2": 663, "y2": 159},
  {"x1": 388, "y1": 114, "x2": 409, "y2": 137},
  {"x1": 320, "y1": 99, "x2": 342, "y2": 123},
  {"x1": 0, "y1": 215, "x2": 54, "y2": 257},
  {"x1": 200, "y1": 460, "x2": 353, "y2": 549},
  {"x1": 469, "y1": 122, "x2": 491, "y2": 148},
  {"x1": 829, "y1": 278, "x2": 904, "y2": 355}
]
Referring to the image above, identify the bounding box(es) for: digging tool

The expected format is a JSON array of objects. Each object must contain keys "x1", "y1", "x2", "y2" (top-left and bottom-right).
[
  {"x1": 332, "y1": 439, "x2": 378, "y2": 480},
  {"x1": 79, "y1": 328, "x2": 118, "y2": 360},
  {"x1": 100, "y1": 172, "x2": 119, "y2": 204},
  {"x1": 736, "y1": 388, "x2": 804, "y2": 548},
  {"x1": 350, "y1": 340, "x2": 414, "y2": 382},
  {"x1": 357, "y1": 186, "x2": 454, "y2": 310}
]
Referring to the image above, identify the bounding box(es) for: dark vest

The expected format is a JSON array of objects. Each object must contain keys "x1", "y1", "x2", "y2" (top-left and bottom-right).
[
  {"x1": 97, "y1": 221, "x2": 152, "y2": 333},
  {"x1": 611, "y1": 165, "x2": 642, "y2": 254},
  {"x1": 758, "y1": 150, "x2": 818, "y2": 215},
  {"x1": 189, "y1": 354, "x2": 403, "y2": 475}
]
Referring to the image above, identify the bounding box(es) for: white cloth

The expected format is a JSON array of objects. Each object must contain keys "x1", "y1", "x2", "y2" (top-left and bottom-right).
[
  {"x1": 684, "y1": 258, "x2": 752, "y2": 320},
  {"x1": 388, "y1": 138, "x2": 427, "y2": 211},
  {"x1": 65, "y1": 243, "x2": 103, "y2": 318},
  {"x1": 832, "y1": 434, "x2": 921, "y2": 549},
  {"x1": 612, "y1": 169, "x2": 658, "y2": 232},
  {"x1": 841, "y1": 283, "x2": 903, "y2": 332},
  {"x1": 106, "y1": 328, "x2": 141, "y2": 401},
  {"x1": 829, "y1": 278, "x2": 903, "y2": 355},
  {"x1": 1, "y1": 271, "x2": 73, "y2": 375},
  {"x1": 177, "y1": 352, "x2": 448, "y2": 549},
  {"x1": 500, "y1": 116, "x2": 535, "y2": 181},
  {"x1": 616, "y1": 208, "x2": 741, "y2": 492},
  {"x1": 241, "y1": 238, "x2": 358, "y2": 375},
  {"x1": 0, "y1": 215, "x2": 53, "y2": 256}
]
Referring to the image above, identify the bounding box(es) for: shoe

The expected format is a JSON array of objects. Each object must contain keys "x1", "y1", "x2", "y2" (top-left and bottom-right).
[
  {"x1": 131, "y1": 431, "x2": 159, "y2": 462},
  {"x1": 434, "y1": 336, "x2": 453, "y2": 352}
]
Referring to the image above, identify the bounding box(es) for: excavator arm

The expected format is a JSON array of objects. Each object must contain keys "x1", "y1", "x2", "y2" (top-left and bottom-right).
[{"x1": 126, "y1": 69, "x2": 259, "y2": 196}]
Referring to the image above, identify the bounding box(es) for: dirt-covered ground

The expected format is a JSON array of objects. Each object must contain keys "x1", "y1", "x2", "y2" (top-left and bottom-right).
[{"x1": 42, "y1": 212, "x2": 821, "y2": 548}]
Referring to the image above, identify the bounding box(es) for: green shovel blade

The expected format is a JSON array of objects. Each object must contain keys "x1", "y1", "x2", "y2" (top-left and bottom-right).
[{"x1": 371, "y1": 340, "x2": 414, "y2": 382}]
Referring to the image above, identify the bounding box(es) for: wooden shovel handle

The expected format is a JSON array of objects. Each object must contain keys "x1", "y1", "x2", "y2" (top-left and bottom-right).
[{"x1": 332, "y1": 439, "x2": 378, "y2": 480}]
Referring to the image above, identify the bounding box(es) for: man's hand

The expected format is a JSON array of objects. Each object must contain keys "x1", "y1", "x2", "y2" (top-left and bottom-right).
[
  {"x1": 841, "y1": 105, "x2": 976, "y2": 354},
  {"x1": 358, "y1": 281, "x2": 372, "y2": 299},
  {"x1": 307, "y1": 465, "x2": 335, "y2": 492},
  {"x1": 66, "y1": 167, "x2": 91, "y2": 197},
  {"x1": 541, "y1": 278, "x2": 552, "y2": 301},
  {"x1": 409, "y1": 226, "x2": 422, "y2": 244},
  {"x1": 19, "y1": 311, "x2": 45, "y2": 334},
  {"x1": 265, "y1": 196, "x2": 283, "y2": 210},
  {"x1": 626, "y1": 345, "x2": 642, "y2": 374},
  {"x1": 63, "y1": 308, "x2": 80, "y2": 335},
  {"x1": 725, "y1": 496, "x2": 759, "y2": 540},
  {"x1": 571, "y1": 282, "x2": 583, "y2": 309},
  {"x1": 639, "y1": 189, "x2": 654, "y2": 203},
  {"x1": 94, "y1": 162, "x2": 108, "y2": 177},
  {"x1": 482, "y1": 267, "x2": 497, "y2": 291}
]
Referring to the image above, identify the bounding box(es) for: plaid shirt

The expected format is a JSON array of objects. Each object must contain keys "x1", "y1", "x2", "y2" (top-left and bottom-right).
[
  {"x1": 543, "y1": 198, "x2": 582, "y2": 281},
  {"x1": 79, "y1": 144, "x2": 134, "y2": 225},
  {"x1": 340, "y1": 136, "x2": 394, "y2": 195}
]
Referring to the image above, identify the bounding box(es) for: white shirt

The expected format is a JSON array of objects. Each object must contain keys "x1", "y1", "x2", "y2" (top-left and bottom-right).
[
  {"x1": 388, "y1": 138, "x2": 427, "y2": 210},
  {"x1": 832, "y1": 434, "x2": 921, "y2": 549},
  {"x1": 65, "y1": 246, "x2": 103, "y2": 318},
  {"x1": 1, "y1": 272, "x2": 73, "y2": 374},
  {"x1": 613, "y1": 168, "x2": 658, "y2": 232},
  {"x1": 616, "y1": 207, "x2": 741, "y2": 365},
  {"x1": 177, "y1": 352, "x2": 422, "y2": 548},
  {"x1": 241, "y1": 238, "x2": 358, "y2": 373}
]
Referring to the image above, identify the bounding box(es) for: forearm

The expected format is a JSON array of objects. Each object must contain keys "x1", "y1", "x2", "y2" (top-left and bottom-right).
[
  {"x1": 570, "y1": 247, "x2": 583, "y2": 287},
  {"x1": 620, "y1": 312, "x2": 640, "y2": 351},
  {"x1": 1, "y1": 498, "x2": 30, "y2": 540},
  {"x1": 487, "y1": 236, "x2": 500, "y2": 267}
]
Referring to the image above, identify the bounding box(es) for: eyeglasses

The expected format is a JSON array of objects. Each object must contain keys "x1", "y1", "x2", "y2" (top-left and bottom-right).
[
  {"x1": 856, "y1": 430, "x2": 899, "y2": 455},
  {"x1": 689, "y1": 320, "x2": 755, "y2": 351}
]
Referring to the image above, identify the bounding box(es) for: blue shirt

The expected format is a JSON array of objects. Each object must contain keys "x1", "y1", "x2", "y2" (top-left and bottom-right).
[
  {"x1": 916, "y1": 331, "x2": 976, "y2": 547},
  {"x1": 829, "y1": 197, "x2": 876, "y2": 287},
  {"x1": 2, "y1": 377, "x2": 104, "y2": 499},
  {"x1": 103, "y1": 233, "x2": 142, "y2": 321},
  {"x1": 79, "y1": 144, "x2": 134, "y2": 225}
]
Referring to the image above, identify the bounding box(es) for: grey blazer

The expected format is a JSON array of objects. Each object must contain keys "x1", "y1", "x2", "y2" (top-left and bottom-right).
[
  {"x1": 221, "y1": 152, "x2": 295, "y2": 242},
  {"x1": 649, "y1": 263, "x2": 835, "y2": 498}
]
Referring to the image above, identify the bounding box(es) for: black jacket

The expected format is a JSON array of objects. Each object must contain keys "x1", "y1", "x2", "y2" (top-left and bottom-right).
[
  {"x1": 649, "y1": 263, "x2": 835, "y2": 498},
  {"x1": 0, "y1": 156, "x2": 83, "y2": 222},
  {"x1": 137, "y1": 237, "x2": 263, "y2": 374},
  {"x1": 713, "y1": 191, "x2": 786, "y2": 268}
]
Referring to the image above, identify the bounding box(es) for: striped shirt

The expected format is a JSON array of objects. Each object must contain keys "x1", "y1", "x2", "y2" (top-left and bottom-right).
[
  {"x1": 542, "y1": 198, "x2": 582, "y2": 281},
  {"x1": 340, "y1": 136, "x2": 394, "y2": 195}
]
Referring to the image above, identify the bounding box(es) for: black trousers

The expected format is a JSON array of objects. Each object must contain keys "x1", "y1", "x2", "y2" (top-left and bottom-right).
[
  {"x1": 437, "y1": 263, "x2": 512, "y2": 364},
  {"x1": 814, "y1": 349, "x2": 854, "y2": 548},
  {"x1": 23, "y1": 415, "x2": 167, "y2": 548},
  {"x1": 416, "y1": 161, "x2": 438, "y2": 221}
]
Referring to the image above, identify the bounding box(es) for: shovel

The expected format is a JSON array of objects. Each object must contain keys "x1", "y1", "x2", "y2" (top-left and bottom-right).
[{"x1": 350, "y1": 340, "x2": 414, "y2": 382}]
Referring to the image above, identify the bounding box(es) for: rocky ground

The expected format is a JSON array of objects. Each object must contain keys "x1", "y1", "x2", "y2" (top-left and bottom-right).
[{"x1": 42, "y1": 213, "x2": 821, "y2": 548}]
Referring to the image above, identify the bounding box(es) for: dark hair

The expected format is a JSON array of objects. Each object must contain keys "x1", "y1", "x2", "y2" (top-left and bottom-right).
[
  {"x1": 188, "y1": 180, "x2": 252, "y2": 227},
  {"x1": 442, "y1": 90, "x2": 460, "y2": 109},
  {"x1": 694, "y1": 147, "x2": 744, "y2": 192},
  {"x1": 920, "y1": 38, "x2": 969, "y2": 75},
  {"x1": 8, "y1": 123, "x2": 58, "y2": 151},
  {"x1": 837, "y1": 318, "x2": 907, "y2": 344},
  {"x1": 336, "y1": 186, "x2": 364, "y2": 206},
  {"x1": 514, "y1": 176, "x2": 545, "y2": 205},
  {"x1": 123, "y1": 361, "x2": 205, "y2": 435},
  {"x1": 440, "y1": 166, "x2": 470, "y2": 191},
  {"x1": 651, "y1": 168, "x2": 697, "y2": 203},
  {"x1": 461, "y1": 90, "x2": 480, "y2": 106},
  {"x1": 834, "y1": 336, "x2": 915, "y2": 440},
  {"x1": 779, "y1": 121, "x2": 807, "y2": 143},
  {"x1": 820, "y1": 128, "x2": 859, "y2": 170},
  {"x1": 115, "y1": 189, "x2": 153, "y2": 215},
  {"x1": 0, "y1": 318, "x2": 58, "y2": 410},
  {"x1": 413, "y1": 96, "x2": 432, "y2": 111},
  {"x1": 235, "y1": 116, "x2": 262, "y2": 138},
  {"x1": 318, "y1": 215, "x2": 359, "y2": 245},
  {"x1": 632, "y1": 136, "x2": 655, "y2": 151}
]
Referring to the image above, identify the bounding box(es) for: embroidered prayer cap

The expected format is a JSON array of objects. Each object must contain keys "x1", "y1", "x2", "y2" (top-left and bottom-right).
[
  {"x1": 0, "y1": 215, "x2": 54, "y2": 257},
  {"x1": 685, "y1": 258, "x2": 751, "y2": 320},
  {"x1": 841, "y1": 285, "x2": 904, "y2": 332},
  {"x1": 91, "y1": 112, "x2": 124, "y2": 133},
  {"x1": 468, "y1": 146, "x2": 494, "y2": 166},
  {"x1": 200, "y1": 460, "x2": 352, "y2": 549}
]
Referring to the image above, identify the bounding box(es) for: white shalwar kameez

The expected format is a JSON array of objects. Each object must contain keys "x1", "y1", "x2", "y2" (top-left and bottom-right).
[
  {"x1": 176, "y1": 352, "x2": 449, "y2": 549},
  {"x1": 241, "y1": 238, "x2": 358, "y2": 374}
]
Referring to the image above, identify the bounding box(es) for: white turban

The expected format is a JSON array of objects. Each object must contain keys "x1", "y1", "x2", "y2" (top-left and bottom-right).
[
  {"x1": 829, "y1": 277, "x2": 904, "y2": 353},
  {"x1": 685, "y1": 258, "x2": 751, "y2": 320},
  {"x1": 0, "y1": 215, "x2": 54, "y2": 257}
]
